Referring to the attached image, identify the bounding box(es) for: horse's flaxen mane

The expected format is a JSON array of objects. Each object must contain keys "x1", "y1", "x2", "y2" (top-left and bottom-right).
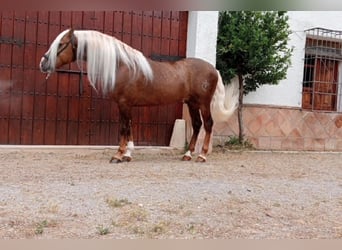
[{"x1": 48, "y1": 29, "x2": 154, "y2": 92}]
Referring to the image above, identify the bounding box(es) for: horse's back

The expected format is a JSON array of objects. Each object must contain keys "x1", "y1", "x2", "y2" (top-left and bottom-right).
[
  {"x1": 149, "y1": 57, "x2": 219, "y2": 104},
  {"x1": 113, "y1": 57, "x2": 218, "y2": 106},
  {"x1": 184, "y1": 57, "x2": 217, "y2": 72}
]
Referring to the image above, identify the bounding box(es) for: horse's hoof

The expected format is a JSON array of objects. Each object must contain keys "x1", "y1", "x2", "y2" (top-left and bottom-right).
[
  {"x1": 182, "y1": 150, "x2": 192, "y2": 161},
  {"x1": 109, "y1": 156, "x2": 123, "y2": 163},
  {"x1": 182, "y1": 155, "x2": 192, "y2": 161},
  {"x1": 122, "y1": 155, "x2": 132, "y2": 162},
  {"x1": 195, "y1": 155, "x2": 207, "y2": 163}
]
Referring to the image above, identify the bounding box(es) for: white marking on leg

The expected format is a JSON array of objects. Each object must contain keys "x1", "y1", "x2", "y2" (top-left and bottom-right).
[
  {"x1": 197, "y1": 154, "x2": 207, "y2": 161},
  {"x1": 124, "y1": 141, "x2": 134, "y2": 158},
  {"x1": 184, "y1": 150, "x2": 192, "y2": 159},
  {"x1": 127, "y1": 141, "x2": 134, "y2": 151},
  {"x1": 123, "y1": 150, "x2": 131, "y2": 158}
]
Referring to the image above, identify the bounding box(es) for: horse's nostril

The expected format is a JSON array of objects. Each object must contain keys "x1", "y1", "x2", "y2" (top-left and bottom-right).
[
  {"x1": 40, "y1": 63, "x2": 48, "y2": 73},
  {"x1": 40, "y1": 57, "x2": 49, "y2": 72}
]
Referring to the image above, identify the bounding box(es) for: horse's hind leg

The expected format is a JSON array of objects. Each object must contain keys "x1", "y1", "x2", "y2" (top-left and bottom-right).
[
  {"x1": 182, "y1": 102, "x2": 202, "y2": 161},
  {"x1": 196, "y1": 105, "x2": 213, "y2": 162}
]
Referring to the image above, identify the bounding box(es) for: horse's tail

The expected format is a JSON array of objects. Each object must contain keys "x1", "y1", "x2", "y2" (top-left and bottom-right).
[{"x1": 210, "y1": 70, "x2": 239, "y2": 123}]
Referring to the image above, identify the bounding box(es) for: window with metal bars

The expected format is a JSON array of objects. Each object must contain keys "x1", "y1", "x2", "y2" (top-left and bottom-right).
[{"x1": 302, "y1": 27, "x2": 342, "y2": 112}]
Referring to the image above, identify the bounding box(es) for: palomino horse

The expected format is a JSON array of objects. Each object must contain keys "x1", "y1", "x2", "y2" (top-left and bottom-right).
[{"x1": 40, "y1": 29, "x2": 238, "y2": 162}]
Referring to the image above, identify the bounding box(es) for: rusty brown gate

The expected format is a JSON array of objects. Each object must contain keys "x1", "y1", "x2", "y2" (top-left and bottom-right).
[{"x1": 0, "y1": 11, "x2": 187, "y2": 146}]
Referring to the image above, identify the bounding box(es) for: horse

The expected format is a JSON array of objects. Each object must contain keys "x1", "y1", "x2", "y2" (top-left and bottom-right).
[{"x1": 39, "y1": 28, "x2": 238, "y2": 163}]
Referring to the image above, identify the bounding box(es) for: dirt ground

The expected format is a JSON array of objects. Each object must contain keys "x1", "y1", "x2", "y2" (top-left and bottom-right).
[{"x1": 0, "y1": 146, "x2": 341, "y2": 239}]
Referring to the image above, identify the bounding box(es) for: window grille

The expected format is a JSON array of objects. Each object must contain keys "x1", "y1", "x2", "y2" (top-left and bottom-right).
[{"x1": 302, "y1": 27, "x2": 342, "y2": 112}]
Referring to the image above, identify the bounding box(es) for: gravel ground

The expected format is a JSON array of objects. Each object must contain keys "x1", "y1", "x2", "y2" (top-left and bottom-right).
[{"x1": 0, "y1": 146, "x2": 341, "y2": 239}]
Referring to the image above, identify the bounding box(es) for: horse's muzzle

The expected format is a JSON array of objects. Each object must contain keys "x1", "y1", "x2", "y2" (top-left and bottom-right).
[{"x1": 39, "y1": 56, "x2": 50, "y2": 73}]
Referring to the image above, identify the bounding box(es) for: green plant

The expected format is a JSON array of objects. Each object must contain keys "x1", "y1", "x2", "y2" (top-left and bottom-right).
[
  {"x1": 97, "y1": 225, "x2": 110, "y2": 235},
  {"x1": 151, "y1": 224, "x2": 164, "y2": 234},
  {"x1": 106, "y1": 198, "x2": 131, "y2": 208},
  {"x1": 35, "y1": 220, "x2": 48, "y2": 235},
  {"x1": 183, "y1": 141, "x2": 189, "y2": 154},
  {"x1": 150, "y1": 221, "x2": 169, "y2": 235},
  {"x1": 224, "y1": 135, "x2": 254, "y2": 150},
  {"x1": 187, "y1": 223, "x2": 196, "y2": 234}
]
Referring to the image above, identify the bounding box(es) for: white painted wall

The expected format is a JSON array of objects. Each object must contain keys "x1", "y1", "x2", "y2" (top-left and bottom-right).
[
  {"x1": 186, "y1": 11, "x2": 342, "y2": 108},
  {"x1": 245, "y1": 11, "x2": 342, "y2": 107},
  {"x1": 186, "y1": 11, "x2": 219, "y2": 66}
]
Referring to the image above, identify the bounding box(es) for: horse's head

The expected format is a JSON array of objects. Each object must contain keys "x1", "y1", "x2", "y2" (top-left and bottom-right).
[{"x1": 40, "y1": 28, "x2": 77, "y2": 77}]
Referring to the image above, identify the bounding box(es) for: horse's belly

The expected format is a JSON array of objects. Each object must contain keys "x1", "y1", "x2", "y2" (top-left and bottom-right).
[{"x1": 135, "y1": 87, "x2": 186, "y2": 106}]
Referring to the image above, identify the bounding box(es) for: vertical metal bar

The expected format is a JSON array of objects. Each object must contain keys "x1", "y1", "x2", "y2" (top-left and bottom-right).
[{"x1": 312, "y1": 28, "x2": 318, "y2": 111}]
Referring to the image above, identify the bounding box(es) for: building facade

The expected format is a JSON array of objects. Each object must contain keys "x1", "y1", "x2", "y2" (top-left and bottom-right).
[{"x1": 211, "y1": 11, "x2": 342, "y2": 151}]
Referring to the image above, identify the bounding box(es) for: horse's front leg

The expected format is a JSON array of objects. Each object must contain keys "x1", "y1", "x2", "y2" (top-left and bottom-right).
[
  {"x1": 122, "y1": 122, "x2": 134, "y2": 162},
  {"x1": 110, "y1": 125, "x2": 127, "y2": 163},
  {"x1": 110, "y1": 105, "x2": 132, "y2": 163}
]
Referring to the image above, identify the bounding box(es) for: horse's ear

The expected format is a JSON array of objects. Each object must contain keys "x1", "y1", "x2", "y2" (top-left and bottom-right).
[
  {"x1": 68, "y1": 28, "x2": 77, "y2": 50},
  {"x1": 67, "y1": 28, "x2": 75, "y2": 37}
]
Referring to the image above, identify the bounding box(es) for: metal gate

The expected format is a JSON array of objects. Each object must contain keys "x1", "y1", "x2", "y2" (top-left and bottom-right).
[{"x1": 0, "y1": 11, "x2": 188, "y2": 145}]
